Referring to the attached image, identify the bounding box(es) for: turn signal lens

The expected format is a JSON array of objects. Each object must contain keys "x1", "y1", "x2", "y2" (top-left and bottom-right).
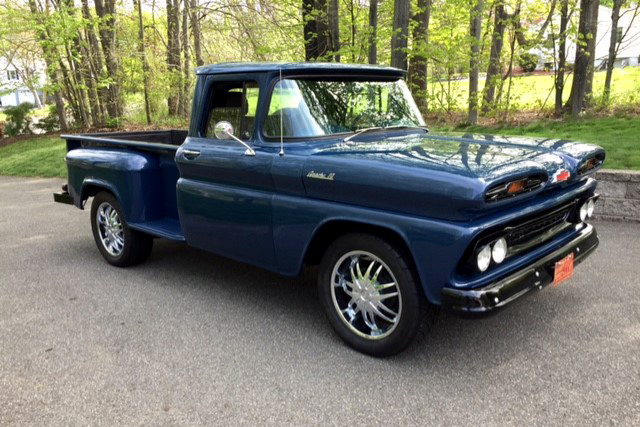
[
  {"x1": 579, "y1": 202, "x2": 588, "y2": 222},
  {"x1": 507, "y1": 180, "x2": 525, "y2": 194},
  {"x1": 492, "y1": 238, "x2": 508, "y2": 264},
  {"x1": 477, "y1": 245, "x2": 492, "y2": 272},
  {"x1": 587, "y1": 199, "x2": 595, "y2": 218}
]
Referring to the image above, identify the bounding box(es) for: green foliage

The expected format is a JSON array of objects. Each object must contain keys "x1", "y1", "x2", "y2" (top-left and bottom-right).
[
  {"x1": 518, "y1": 52, "x2": 538, "y2": 73},
  {"x1": 0, "y1": 136, "x2": 67, "y2": 177},
  {"x1": 34, "y1": 105, "x2": 60, "y2": 133},
  {"x1": 3, "y1": 103, "x2": 34, "y2": 136}
]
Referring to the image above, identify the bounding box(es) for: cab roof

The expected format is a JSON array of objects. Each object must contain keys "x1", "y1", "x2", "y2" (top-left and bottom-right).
[{"x1": 195, "y1": 62, "x2": 405, "y2": 78}]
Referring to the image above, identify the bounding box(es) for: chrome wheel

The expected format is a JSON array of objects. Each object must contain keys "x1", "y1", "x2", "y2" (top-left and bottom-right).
[
  {"x1": 96, "y1": 202, "x2": 124, "y2": 256},
  {"x1": 331, "y1": 251, "x2": 402, "y2": 340}
]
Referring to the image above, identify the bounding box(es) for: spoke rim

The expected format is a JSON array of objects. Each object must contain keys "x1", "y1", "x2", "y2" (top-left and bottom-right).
[
  {"x1": 96, "y1": 202, "x2": 124, "y2": 257},
  {"x1": 331, "y1": 250, "x2": 402, "y2": 340}
]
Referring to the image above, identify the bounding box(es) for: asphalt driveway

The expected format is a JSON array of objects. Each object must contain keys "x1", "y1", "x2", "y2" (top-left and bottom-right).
[{"x1": 1, "y1": 176, "x2": 639, "y2": 426}]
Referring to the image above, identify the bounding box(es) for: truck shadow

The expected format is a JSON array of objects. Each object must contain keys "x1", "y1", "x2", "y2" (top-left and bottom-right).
[{"x1": 139, "y1": 238, "x2": 567, "y2": 370}]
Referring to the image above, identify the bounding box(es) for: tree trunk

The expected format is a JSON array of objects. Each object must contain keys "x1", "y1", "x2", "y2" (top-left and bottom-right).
[
  {"x1": 603, "y1": 0, "x2": 623, "y2": 104},
  {"x1": 81, "y1": 0, "x2": 107, "y2": 124},
  {"x1": 555, "y1": 0, "x2": 569, "y2": 115},
  {"x1": 565, "y1": 0, "x2": 597, "y2": 117},
  {"x1": 584, "y1": 0, "x2": 599, "y2": 104},
  {"x1": 391, "y1": 0, "x2": 410, "y2": 70},
  {"x1": 302, "y1": 0, "x2": 330, "y2": 61},
  {"x1": 190, "y1": 0, "x2": 204, "y2": 67},
  {"x1": 329, "y1": 0, "x2": 340, "y2": 61},
  {"x1": 182, "y1": 0, "x2": 191, "y2": 116},
  {"x1": 95, "y1": 0, "x2": 122, "y2": 120},
  {"x1": 135, "y1": 0, "x2": 152, "y2": 124},
  {"x1": 468, "y1": 0, "x2": 483, "y2": 125},
  {"x1": 408, "y1": 0, "x2": 431, "y2": 115},
  {"x1": 166, "y1": 0, "x2": 181, "y2": 115},
  {"x1": 368, "y1": 0, "x2": 378, "y2": 64},
  {"x1": 481, "y1": 1, "x2": 508, "y2": 114}
]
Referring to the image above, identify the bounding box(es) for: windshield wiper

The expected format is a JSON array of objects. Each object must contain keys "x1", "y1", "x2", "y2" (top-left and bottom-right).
[
  {"x1": 343, "y1": 125, "x2": 429, "y2": 142},
  {"x1": 384, "y1": 125, "x2": 430, "y2": 133},
  {"x1": 343, "y1": 127, "x2": 383, "y2": 142}
]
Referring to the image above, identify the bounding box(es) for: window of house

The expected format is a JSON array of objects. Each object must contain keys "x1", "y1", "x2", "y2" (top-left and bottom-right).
[
  {"x1": 204, "y1": 81, "x2": 259, "y2": 141},
  {"x1": 7, "y1": 69, "x2": 18, "y2": 80},
  {"x1": 616, "y1": 27, "x2": 623, "y2": 43}
]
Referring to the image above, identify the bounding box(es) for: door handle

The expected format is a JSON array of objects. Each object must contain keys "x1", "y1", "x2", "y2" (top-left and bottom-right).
[{"x1": 182, "y1": 149, "x2": 201, "y2": 160}]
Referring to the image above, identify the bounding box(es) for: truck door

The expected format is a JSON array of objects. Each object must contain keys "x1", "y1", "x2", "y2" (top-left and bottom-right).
[{"x1": 175, "y1": 76, "x2": 277, "y2": 271}]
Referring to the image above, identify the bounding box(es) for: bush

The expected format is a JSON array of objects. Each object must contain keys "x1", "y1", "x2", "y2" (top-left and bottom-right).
[
  {"x1": 3, "y1": 103, "x2": 34, "y2": 136},
  {"x1": 0, "y1": 121, "x2": 5, "y2": 138},
  {"x1": 34, "y1": 105, "x2": 61, "y2": 133},
  {"x1": 518, "y1": 52, "x2": 538, "y2": 73}
]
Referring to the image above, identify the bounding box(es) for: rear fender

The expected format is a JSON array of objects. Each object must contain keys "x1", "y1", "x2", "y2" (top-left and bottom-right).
[{"x1": 66, "y1": 148, "x2": 164, "y2": 222}]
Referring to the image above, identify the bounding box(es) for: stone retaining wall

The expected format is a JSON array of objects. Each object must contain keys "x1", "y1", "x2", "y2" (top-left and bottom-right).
[{"x1": 594, "y1": 169, "x2": 640, "y2": 223}]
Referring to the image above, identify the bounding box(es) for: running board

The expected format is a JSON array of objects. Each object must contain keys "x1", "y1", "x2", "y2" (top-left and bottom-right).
[{"x1": 128, "y1": 218, "x2": 185, "y2": 242}]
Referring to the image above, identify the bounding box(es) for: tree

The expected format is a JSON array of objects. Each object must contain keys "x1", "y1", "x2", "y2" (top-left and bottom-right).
[
  {"x1": 565, "y1": 0, "x2": 598, "y2": 117},
  {"x1": 328, "y1": 0, "x2": 340, "y2": 61},
  {"x1": 481, "y1": 0, "x2": 509, "y2": 114},
  {"x1": 603, "y1": 1, "x2": 639, "y2": 103},
  {"x1": 368, "y1": 0, "x2": 378, "y2": 64},
  {"x1": 166, "y1": 0, "x2": 181, "y2": 115},
  {"x1": 302, "y1": 0, "x2": 330, "y2": 60},
  {"x1": 468, "y1": 0, "x2": 483, "y2": 124},
  {"x1": 408, "y1": 0, "x2": 431, "y2": 115},
  {"x1": 26, "y1": 0, "x2": 68, "y2": 131},
  {"x1": 135, "y1": 0, "x2": 152, "y2": 125},
  {"x1": 95, "y1": 0, "x2": 123, "y2": 119},
  {"x1": 190, "y1": 0, "x2": 204, "y2": 67},
  {"x1": 390, "y1": 0, "x2": 410, "y2": 69},
  {"x1": 554, "y1": 0, "x2": 570, "y2": 115}
]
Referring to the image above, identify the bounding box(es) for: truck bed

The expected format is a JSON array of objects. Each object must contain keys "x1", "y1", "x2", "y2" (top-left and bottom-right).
[
  {"x1": 61, "y1": 130, "x2": 187, "y2": 242},
  {"x1": 62, "y1": 130, "x2": 188, "y2": 151}
]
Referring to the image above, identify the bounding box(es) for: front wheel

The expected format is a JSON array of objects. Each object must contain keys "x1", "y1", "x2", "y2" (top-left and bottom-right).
[
  {"x1": 318, "y1": 233, "x2": 425, "y2": 357},
  {"x1": 90, "y1": 192, "x2": 153, "y2": 267}
]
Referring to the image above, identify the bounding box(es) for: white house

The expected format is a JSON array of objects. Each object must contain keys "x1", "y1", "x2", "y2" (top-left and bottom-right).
[
  {"x1": 0, "y1": 56, "x2": 46, "y2": 108},
  {"x1": 531, "y1": 4, "x2": 640, "y2": 70}
]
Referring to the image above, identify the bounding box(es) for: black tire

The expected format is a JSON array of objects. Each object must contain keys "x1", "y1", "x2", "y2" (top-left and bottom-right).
[
  {"x1": 90, "y1": 191, "x2": 153, "y2": 267},
  {"x1": 318, "y1": 233, "x2": 425, "y2": 357}
]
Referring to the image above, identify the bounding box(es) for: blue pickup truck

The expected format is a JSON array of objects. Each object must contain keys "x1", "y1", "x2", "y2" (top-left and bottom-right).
[{"x1": 54, "y1": 62, "x2": 604, "y2": 356}]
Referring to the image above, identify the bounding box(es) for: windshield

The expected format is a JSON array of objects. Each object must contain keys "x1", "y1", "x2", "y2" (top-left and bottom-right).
[{"x1": 264, "y1": 78, "x2": 425, "y2": 138}]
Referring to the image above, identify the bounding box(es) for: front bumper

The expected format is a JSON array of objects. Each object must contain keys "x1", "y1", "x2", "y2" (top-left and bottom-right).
[{"x1": 441, "y1": 223, "x2": 598, "y2": 315}]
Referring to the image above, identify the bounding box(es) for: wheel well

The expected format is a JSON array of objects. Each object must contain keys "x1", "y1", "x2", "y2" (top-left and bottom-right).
[
  {"x1": 304, "y1": 220, "x2": 416, "y2": 270},
  {"x1": 82, "y1": 184, "x2": 114, "y2": 206}
]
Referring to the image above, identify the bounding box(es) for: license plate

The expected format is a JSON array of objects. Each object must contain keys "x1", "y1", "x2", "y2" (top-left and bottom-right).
[{"x1": 553, "y1": 253, "x2": 574, "y2": 287}]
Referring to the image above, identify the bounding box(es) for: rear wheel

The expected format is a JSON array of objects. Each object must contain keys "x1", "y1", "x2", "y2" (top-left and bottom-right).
[
  {"x1": 90, "y1": 192, "x2": 153, "y2": 267},
  {"x1": 318, "y1": 233, "x2": 425, "y2": 357}
]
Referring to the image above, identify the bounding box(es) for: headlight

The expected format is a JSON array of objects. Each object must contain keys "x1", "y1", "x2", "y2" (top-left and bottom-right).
[
  {"x1": 587, "y1": 199, "x2": 595, "y2": 218},
  {"x1": 476, "y1": 245, "x2": 492, "y2": 272},
  {"x1": 492, "y1": 238, "x2": 508, "y2": 264},
  {"x1": 579, "y1": 202, "x2": 588, "y2": 222}
]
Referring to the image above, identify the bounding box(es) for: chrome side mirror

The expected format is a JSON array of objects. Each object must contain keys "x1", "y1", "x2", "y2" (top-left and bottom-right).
[
  {"x1": 214, "y1": 120, "x2": 234, "y2": 140},
  {"x1": 213, "y1": 120, "x2": 256, "y2": 156}
]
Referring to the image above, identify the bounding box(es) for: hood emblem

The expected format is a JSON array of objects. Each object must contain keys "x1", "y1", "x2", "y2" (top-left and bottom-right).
[
  {"x1": 552, "y1": 169, "x2": 571, "y2": 183},
  {"x1": 307, "y1": 171, "x2": 335, "y2": 181}
]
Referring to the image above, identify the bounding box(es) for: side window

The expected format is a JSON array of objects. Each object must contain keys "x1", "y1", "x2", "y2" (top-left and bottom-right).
[{"x1": 204, "y1": 80, "x2": 259, "y2": 141}]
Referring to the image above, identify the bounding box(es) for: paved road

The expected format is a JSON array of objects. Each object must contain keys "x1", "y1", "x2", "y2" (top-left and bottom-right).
[{"x1": 1, "y1": 176, "x2": 639, "y2": 426}]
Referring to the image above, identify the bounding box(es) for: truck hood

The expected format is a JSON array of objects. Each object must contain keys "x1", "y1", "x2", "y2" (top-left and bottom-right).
[{"x1": 301, "y1": 132, "x2": 605, "y2": 221}]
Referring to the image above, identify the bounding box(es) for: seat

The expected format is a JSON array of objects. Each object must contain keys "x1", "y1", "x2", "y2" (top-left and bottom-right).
[{"x1": 206, "y1": 91, "x2": 254, "y2": 140}]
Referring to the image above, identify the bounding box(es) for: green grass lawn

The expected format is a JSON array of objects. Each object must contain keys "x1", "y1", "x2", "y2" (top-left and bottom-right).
[
  {"x1": 433, "y1": 116, "x2": 640, "y2": 170},
  {"x1": 0, "y1": 116, "x2": 638, "y2": 178},
  {"x1": 0, "y1": 137, "x2": 67, "y2": 178},
  {"x1": 432, "y1": 68, "x2": 640, "y2": 112}
]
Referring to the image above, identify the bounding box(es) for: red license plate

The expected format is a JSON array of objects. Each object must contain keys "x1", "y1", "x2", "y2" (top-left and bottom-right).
[{"x1": 553, "y1": 253, "x2": 574, "y2": 287}]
